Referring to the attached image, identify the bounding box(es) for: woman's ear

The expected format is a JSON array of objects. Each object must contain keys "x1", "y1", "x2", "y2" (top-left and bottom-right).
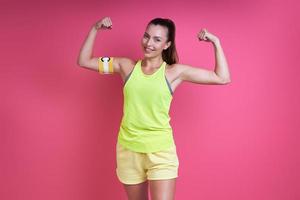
[{"x1": 164, "y1": 41, "x2": 171, "y2": 50}]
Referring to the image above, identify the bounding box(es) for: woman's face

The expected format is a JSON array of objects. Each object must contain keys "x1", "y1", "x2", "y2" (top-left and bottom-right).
[{"x1": 141, "y1": 24, "x2": 171, "y2": 58}]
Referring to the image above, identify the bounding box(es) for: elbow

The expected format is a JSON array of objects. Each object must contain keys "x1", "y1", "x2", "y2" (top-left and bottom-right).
[
  {"x1": 222, "y1": 79, "x2": 231, "y2": 84},
  {"x1": 77, "y1": 62, "x2": 84, "y2": 67},
  {"x1": 220, "y1": 77, "x2": 231, "y2": 84},
  {"x1": 77, "y1": 59, "x2": 86, "y2": 67},
  {"x1": 77, "y1": 54, "x2": 88, "y2": 67}
]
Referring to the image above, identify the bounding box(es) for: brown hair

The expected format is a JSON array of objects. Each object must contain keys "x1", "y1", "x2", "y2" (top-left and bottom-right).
[{"x1": 147, "y1": 18, "x2": 179, "y2": 65}]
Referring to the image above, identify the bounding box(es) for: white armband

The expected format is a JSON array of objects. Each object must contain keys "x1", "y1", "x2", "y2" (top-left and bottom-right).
[{"x1": 98, "y1": 56, "x2": 114, "y2": 74}]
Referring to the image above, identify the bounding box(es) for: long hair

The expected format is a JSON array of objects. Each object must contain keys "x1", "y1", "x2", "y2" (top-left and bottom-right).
[{"x1": 147, "y1": 18, "x2": 179, "y2": 65}]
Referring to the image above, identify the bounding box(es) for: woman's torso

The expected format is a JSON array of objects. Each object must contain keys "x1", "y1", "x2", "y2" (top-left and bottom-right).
[{"x1": 117, "y1": 59, "x2": 176, "y2": 153}]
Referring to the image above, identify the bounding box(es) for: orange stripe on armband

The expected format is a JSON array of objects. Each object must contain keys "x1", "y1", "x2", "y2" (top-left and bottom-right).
[{"x1": 98, "y1": 57, "x2": 114, "y2": 74}]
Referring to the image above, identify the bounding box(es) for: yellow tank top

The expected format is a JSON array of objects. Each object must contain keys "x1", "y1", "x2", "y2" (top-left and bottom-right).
[{"x1": 117, "y1": 59, "x2": 176, "y2": 153}]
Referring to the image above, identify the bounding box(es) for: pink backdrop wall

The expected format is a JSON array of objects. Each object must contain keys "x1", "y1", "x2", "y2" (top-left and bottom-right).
[{"x1": 1, "y1": 0, "x2": 299, "y2": 199}]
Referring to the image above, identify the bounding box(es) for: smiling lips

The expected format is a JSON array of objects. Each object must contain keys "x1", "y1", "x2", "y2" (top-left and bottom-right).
[{"x1": 144, "y1": 47, "x2": 154, "y2": 53}]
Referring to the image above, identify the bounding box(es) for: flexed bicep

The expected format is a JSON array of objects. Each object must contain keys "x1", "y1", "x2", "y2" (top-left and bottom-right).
[{"x1": 177, "y1": 64, "x2": 226, "y2": 85}]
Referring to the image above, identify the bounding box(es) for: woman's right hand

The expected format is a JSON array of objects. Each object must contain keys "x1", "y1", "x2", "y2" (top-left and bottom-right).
[{"x1": 94, "y1": 17, "x2": 113, "y2": 30}]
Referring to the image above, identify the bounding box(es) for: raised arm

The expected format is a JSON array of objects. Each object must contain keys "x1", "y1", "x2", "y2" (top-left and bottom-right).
[
  {"x1": 77, "y1": 17, "x2": 124, "y2": 74},
  {"x1": 178, "y1": 28, "x2": 231, "y2": 85}
]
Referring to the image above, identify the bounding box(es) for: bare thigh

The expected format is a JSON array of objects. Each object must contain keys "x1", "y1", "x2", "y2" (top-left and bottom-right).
[
  {"x1": 149, "y1": 178, "x2": 177, "y2": 200},
  {"x1": 123, "y1": 180, "x2": 149, "y2": 200}
]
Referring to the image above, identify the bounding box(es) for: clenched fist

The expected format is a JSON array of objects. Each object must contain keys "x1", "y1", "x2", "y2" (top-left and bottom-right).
[
  {"x1": 94, "y1": 17, "x2": 113, "y2": 30},
  {"x1": 197, "y1": 28, "x2": 219, "y2": 43}
]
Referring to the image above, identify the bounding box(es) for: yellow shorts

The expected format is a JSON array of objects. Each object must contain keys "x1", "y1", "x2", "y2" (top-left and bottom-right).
[{"x1": 116, "y1": 142, "x2": 179, "y2": 185}]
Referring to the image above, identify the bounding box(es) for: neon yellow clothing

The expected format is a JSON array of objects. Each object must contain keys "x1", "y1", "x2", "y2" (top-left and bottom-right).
[
  {"x1": 116, "y1": 141, "x2": 179, "y2": 184},
  {"x1": 117, "y1": 59, "x2": 175, "y2": 153}
]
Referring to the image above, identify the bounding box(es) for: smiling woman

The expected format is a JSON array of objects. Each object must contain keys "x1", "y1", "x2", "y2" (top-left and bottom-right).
[
  {"x1": 77, "y1": 16, "x2": 231, "y2": 200},
  {"x1": 141, "y1": 18, "x2": 178, "y2": 65}
]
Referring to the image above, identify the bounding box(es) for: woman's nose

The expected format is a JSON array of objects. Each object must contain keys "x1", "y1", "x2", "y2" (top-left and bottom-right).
[{"x1": 146, "y1": 38, "x2": 153, "y2": 46}]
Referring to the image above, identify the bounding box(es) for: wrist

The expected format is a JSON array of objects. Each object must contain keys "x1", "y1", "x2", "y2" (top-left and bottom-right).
[
  {"x1": 92, "y1": 25, "x2": 98, "y2": 31},
  {"x1": 212, "y1": 38, "x2": 220, "y2": 46},
  {"x1": 90, "y1": 25, "x2": 101, "y2": 34}
]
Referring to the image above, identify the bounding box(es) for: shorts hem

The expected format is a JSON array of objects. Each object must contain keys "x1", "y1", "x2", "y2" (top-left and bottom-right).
[
  {"x1": 147, "y1": 175, "x2": 178, "y2": 181},
  {"x1": 116, "y1": 171, "x2": 147, "y2": 185},
  {"x1": 118, "y1": 177, "x2": 148, "y2": 185}
]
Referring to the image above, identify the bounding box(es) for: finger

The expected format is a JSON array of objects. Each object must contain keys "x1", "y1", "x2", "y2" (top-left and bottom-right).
[
  {"x1": 101, "y1": 19, "x2": 106, "y2": 26},
  {"x1": 197, "y1": 32, "x2": 201, "y2": 39},
  {"x1": 105, "y1": 20, "x2": 110, "y2": 27},
  {"x1": 109, "y1": 18, "x2": 113, "y2": 25},
  {"x1": 105, "y1": 18, "x2": 110, "y2": 24},
  {"x1": 108, "y1": 20, "x2": 113, "y2": 28},
  {"x1": 199, "y1": 30, "x2": 206, "y2": 39},
  {"x1": 104, "y1": 20, "x2": 109, "y2": 27},
  {"x1": 99, "y1": 22, "x2": 104, "y2": 29},
  {"x1": 102, "y1": 18, "x2": 107, "y2": 23},
  {"x1": 198, "y1": 35, "x2": 201, "y2": 40},
  {"x1": 198, "y1": 33, "x2": 202, "y2": 40},
  {"x1": 201, "y1": 32, "x2": 205, "y2": 39},
  {"x1": 107, "y1": 19, "x2": 112, "y2": 27},
  {"x1": 203, "y1": 33, "x2": 208, "y2": 40}
]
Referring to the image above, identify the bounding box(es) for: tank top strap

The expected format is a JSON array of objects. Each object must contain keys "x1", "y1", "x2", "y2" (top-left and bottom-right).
[{"x1": 123, "y1": 60, "x2": 141, "y2": 86}]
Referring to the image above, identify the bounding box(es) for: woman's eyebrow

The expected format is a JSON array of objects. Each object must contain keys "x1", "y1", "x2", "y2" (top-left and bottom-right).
[{"x1": 144, "y1": 32, "x2": 162, "y2": 39}]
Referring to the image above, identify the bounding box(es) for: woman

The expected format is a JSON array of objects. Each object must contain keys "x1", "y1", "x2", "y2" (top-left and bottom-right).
[{"x1": 77, "y1": 16, "x2": 231, "y2": 200}]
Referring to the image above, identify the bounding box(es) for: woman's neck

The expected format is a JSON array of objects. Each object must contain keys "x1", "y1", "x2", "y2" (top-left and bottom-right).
[{"x1": 141, "y1": 57, "x2": 164, "y2": 69}]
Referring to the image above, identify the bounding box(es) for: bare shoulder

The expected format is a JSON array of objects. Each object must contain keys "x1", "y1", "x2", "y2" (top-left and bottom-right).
[
  {"x1": 116, "y1": 57, "x2": 136, "y2": 72},
  {"x1": 165, "y1": 63, "x2": 187, "y2": 79},
  {"x1": 170, "y1": 63, "x2": 190, "y2": 73},
  {"x1": 114, "y1": 57, "x2": 136, "y2": 80}
]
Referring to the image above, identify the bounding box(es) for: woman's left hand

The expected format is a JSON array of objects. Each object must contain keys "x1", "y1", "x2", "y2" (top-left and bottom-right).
[{"x1": 197, "y1": 28, "x2": 219, "y2": 43}]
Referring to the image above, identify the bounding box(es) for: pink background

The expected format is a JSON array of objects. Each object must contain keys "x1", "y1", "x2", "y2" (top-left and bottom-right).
[{"x1": 1, "y1": 0, "x2": 299, "y2": 199}]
